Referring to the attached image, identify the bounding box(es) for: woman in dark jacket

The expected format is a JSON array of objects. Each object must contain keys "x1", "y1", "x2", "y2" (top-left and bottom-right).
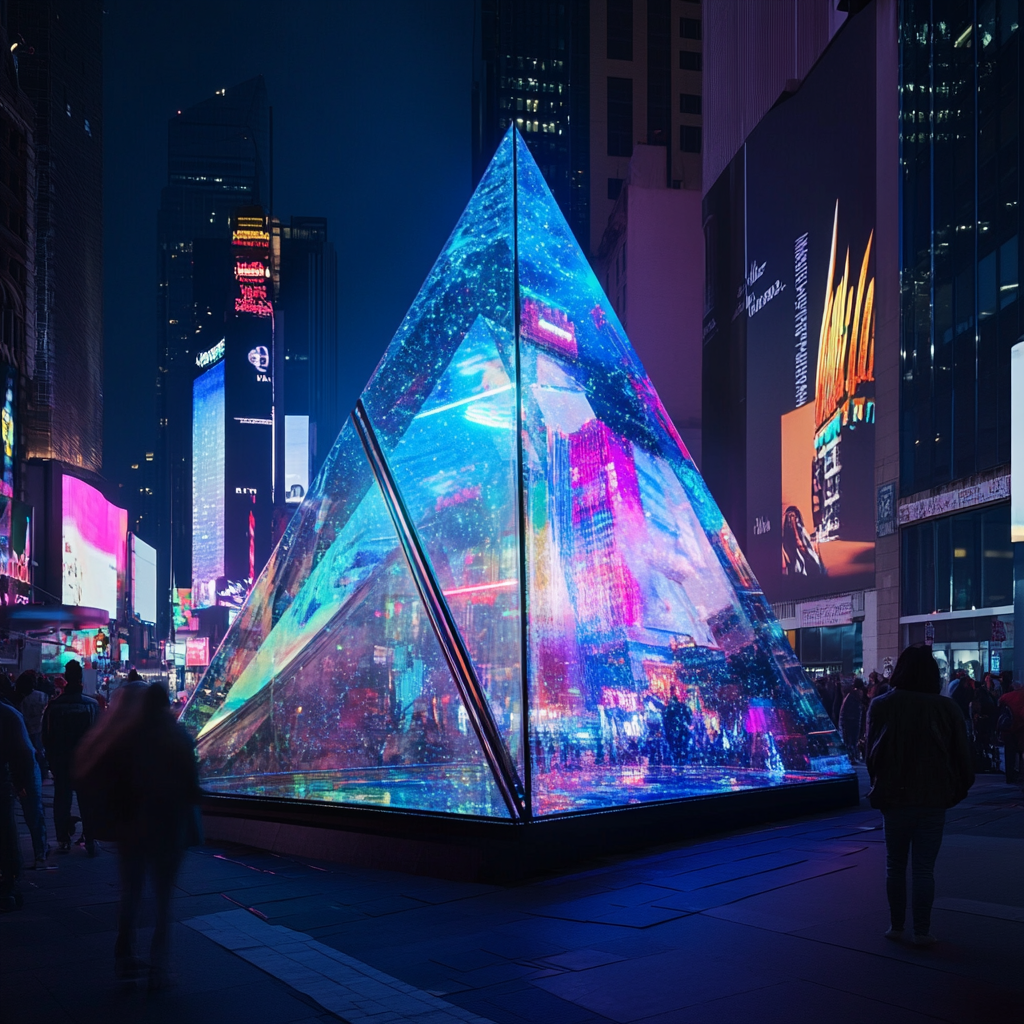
[{"x1": 865, "y1": 645, "x2": 974, "y2": 945}]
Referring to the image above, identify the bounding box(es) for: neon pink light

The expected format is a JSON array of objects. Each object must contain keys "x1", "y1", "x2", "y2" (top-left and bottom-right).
[
  {"x1": 61, "y1": 476, "x2": 127, "y2": 618},
  {"x1": 234, "y1": 261, "x2": 267, "y2": 281},
  {"x1": 442, "y1": 579, "x2": 517, "y2": 597}
]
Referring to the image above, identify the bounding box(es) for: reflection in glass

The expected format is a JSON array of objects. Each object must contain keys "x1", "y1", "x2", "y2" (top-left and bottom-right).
[{"x1": 180, "y1": 127, "x2": 852, "y2": 820}]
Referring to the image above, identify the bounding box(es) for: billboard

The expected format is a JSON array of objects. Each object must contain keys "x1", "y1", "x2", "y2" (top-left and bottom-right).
[
  {"x1": 172, "y1": 587, "x2": 198, "y2": 632},
  {"x1": 61, "y1": 476, "x2": 127, "y2": 619},
  {"x1": 130, "y1": 534, "x2": 158, "y2": 624},
  {"x1": 742, "y1": 10, "x2": 876, "y2": 601},
  {"x1": 185, "y1": 635, "x2": 210, "y2": 667},
  {"x1": 284, "y1": 415, "x2": 309, "y2": 503},
  {"x1": 192, "y1": 359, "x2": 226, "y2": 609},
  {"x1": 1014, "y1": 340, "x2": 1024, "y2": 543}
]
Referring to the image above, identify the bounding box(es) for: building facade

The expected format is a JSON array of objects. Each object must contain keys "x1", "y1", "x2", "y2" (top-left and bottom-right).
[
  {"x1": 897, "y1": 0, "x2": 1020, "y2": 683},
  {"x1": 8, "y1": 0, "x2": 103, "y2": 472},
  {"x1": 594, "y1": 144, "x2": 704, "y2": 463},
  {"x1": 0, "y1": 12, "x2": 36, "y2": 610},
  {"x1": 701, "y1": 0, "x2": 900, "y2": 680}
]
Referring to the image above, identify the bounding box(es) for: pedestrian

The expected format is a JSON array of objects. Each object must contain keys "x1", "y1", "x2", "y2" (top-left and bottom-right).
[
  {"x1": 15, "y1": 671, "x2": 48, "y2": 775},
  {"x1": 77, "y1": 682, "x2": 202, "y2": 987},
  {"x1": 0, "y1": 698, "x2": 37, "y2": 911},
  {"x1": 0, "y1": 671, "x2": 15, "y2": 707},
  {"x1": 865, "y1": 645, "x2": 974, "y2": 946},
  {"x1": 42, "y1": 660, "x2": 99, "y2": 855},
  {"x1": 996, "y1": 680, "x2": 1024, "y2": 786},
  {"x1": 839, "y1": 681, "x2": 866, "y2": 762},
  {"x1": 12, "y1": 672, "x2": 48, "y2": 868}
]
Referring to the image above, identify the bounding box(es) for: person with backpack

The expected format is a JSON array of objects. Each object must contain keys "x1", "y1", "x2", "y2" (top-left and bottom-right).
[{"x1": 865, "y1": 645, "x2": 974, "y2": 946}]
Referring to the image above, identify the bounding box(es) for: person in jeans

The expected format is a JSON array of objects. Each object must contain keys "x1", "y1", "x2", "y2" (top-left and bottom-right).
[
  {"x1": 865, "y1": 645, "x2": 974, "y2": 945},
  {"x1": 42, "y1": 661, "x2": 99, "y2": 854}
]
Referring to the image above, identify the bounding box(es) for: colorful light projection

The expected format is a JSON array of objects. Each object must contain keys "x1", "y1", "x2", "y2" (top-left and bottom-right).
[{"x1": 180, "y1": 128, "x2": 852, "y2": 818}]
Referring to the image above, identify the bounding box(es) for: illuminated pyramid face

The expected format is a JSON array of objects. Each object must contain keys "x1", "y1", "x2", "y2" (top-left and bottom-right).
[{"x1": 180, "y1": 130, "x2": 852, "y2": 818}]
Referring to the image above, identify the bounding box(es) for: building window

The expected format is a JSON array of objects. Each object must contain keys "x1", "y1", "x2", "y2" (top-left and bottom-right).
[
  {"x1": 680, "y1": 17, "x2": 702, "y2": 40},
  {"x1": 607, "y1": 178, "x2": 624, "y2": 201},
  {"x1": 607, "y1": 77, "x2": 633, "y2": 157},
  {"x1": 607, "y1": 0, "x2": 633, "y2": 60},
  {"x1": 679, "y1": 92, "x2": 702, "y2": 115},
  {"x1": 679, "y1": 50, "x2": 702, "y2": 71},
  {"x1": 680, "y1": 125, "x2": 702, "y2": 153},
  {"x1": 901, "y1": 503, "x2": 1012, "y2": 616}
]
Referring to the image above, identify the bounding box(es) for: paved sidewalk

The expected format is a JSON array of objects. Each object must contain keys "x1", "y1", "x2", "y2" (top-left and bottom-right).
[{"x1": 1, "y1": 770, "x2": 1021, "y2": 1024}]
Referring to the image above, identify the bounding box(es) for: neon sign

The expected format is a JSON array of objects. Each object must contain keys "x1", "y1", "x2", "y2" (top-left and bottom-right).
[
  {"x1": 195, "y1": 338, "x2": 226, "y2": 369},
  {"x1": 233, "y1": 213, "x2": 273, "y2": 317},
  {"x1": 234, "y1": 261, "x2": 268, "y2": 282}
]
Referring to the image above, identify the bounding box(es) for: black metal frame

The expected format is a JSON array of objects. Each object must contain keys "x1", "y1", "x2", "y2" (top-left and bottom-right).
[{"x1": 352, "y1": 400, "x2": 526, "y2": 820}]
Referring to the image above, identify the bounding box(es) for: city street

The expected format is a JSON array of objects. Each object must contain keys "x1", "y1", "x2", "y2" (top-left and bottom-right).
[{"x1": 2, "y1": 770, "x2": 1021, "y2": 1024}]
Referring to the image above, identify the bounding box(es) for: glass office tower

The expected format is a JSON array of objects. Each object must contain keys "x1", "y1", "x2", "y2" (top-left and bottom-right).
[{"x1": 899, "y1": 2, "x2": 1019, "y2": 678}]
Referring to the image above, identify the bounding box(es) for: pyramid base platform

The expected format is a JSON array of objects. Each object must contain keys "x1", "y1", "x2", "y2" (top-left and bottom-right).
[{"x1": 201, "y1": 774, "x2": 860, "y2": 882}]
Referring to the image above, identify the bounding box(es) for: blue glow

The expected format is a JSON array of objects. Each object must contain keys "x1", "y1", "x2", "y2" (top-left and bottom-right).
[{"x1": 180, "y1": 129, "x2": 852, "y2": 818}]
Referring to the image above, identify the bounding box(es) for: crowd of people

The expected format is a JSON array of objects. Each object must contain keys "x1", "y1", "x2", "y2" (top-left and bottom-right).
[
  {"x1": 814, "y1": 665, "x2": 1024, "y2": 784},
  {"x1": 0, "y1": 662, "x2": 202, "y2": 989}
]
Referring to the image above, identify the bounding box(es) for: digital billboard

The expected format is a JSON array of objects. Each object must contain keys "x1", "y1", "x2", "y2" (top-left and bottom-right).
[
  {"x1": 185, "y1": 635, "x2": 210, "y2": 667},
  {"x1": 130, "y1": 534, "x2": 158, "y2": 624},
  {"x1": 173, "y1": 587, "x2": 198, "y2": 632},
  {"x1": 61, "y1": 476, "x2": 128, "y2": 619},
  {"x1": 0, "y1": 365, "x2": 16, "y2": 582},
  {"x1": 192, "y1": 359, "x2": 226, "y2": 609},
  {"x1": 742, "y1": 11, "x2": 876, "y2": 601},
  {"x1": 284, "y1": 415, "x2": 309, "y2": 503}
]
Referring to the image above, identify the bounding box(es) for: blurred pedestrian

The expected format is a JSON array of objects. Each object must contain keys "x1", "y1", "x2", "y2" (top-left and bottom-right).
[
  {"x1": 0, "y1": 671, "x2": 15, "y2": 706},
  {"x1": 77, "y1": 682, "x2": 202, "y2": 986},
  {"x1": 12, "y1": 672, "x2": 48, "y2": 868},
  {"x1": 42, "y1": 660, "x2": 98, "y2": 855},
  {"x1": 866, "y1": 645, "x2": 974, "y2": 946},
  {"x1": 0, "y1": 699, "x2": 36, "y2": 911},
  {"x1": 15, "y1": 671, "x2": 48, "y2": 775},
  {"x1": 997, "y1": 680, "x2": 1024, "y2": 785},
  {"x1": 839, "y1": 681, "x2": 866, "y2": 762}
]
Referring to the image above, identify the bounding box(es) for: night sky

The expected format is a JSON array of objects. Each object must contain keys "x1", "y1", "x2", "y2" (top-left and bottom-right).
[{"x1": 102, "y1": 0, "x2": 475, "y2": 486}]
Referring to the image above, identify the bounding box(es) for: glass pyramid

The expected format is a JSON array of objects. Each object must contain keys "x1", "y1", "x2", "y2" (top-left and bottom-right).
[{"x1": 180, "y1": 129, "x2": 853, "y2": 819}]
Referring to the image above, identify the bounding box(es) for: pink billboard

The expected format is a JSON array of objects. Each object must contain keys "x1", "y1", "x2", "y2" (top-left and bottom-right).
[{"x1": 61, "y1": 475, "x2": 128, "y2": 619}]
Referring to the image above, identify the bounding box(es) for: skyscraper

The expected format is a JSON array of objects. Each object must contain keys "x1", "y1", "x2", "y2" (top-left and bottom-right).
[
  {"x1": 155, "y1": 77, "x2": 270, "y2": 633},
  {"x1": 473, "y1": 1, "x2": 705, "y2": 259},
  {"x1": 472, "y1": 0, "x2": 591, "y2": 249},
  {"x1": 274, "y1": 216, "x2": 340, "y2": 490},
  {"x1": 8, "y1": 0, "x2": 103, "y2": 471}
]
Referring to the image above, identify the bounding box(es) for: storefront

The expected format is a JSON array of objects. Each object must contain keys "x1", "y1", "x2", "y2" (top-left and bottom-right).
[{"x1": 900, "y1": 500, "x2": 1014, "y2": 685}]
